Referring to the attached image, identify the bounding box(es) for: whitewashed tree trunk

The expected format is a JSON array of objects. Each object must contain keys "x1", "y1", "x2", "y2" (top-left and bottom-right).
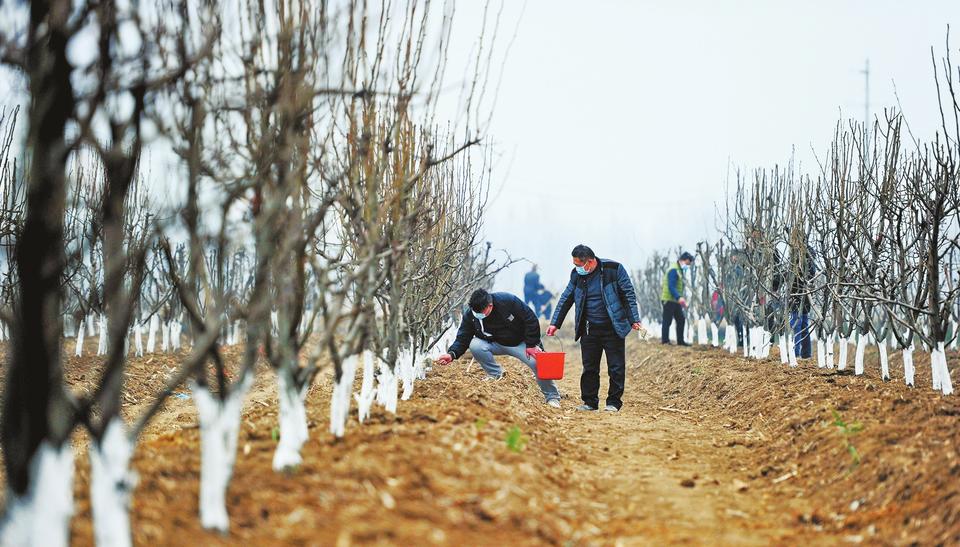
[
  {"x1": 932, "y1": 342, "x2": 953, "y2": 395},
  {"x1": 725, "y1": 324, "x2": 737, "y2": 354},
  {"x1": 825, "y1": 332, "x2": 835, "y2": 369},
  {"x1": 355, "y1": 351, "x2": 377, "y2": 423},
  {"x1": 90, "y1": 419, "x2": 136, "y2": 547},
  {"x1": 134, "y1": 322, "x2": 144, "y2": 357},
  {"x1": 0, "y1": 321, "x2": 6, "y2": 341},
  {"x1": 0, "y1": 442, "x2": 74, "y2": 547},
  {"x1": 170, "y1": 320, "x2": 180, "y2": 350},
  {"x1": 816, "y1": 339, "x2": 825, "y2": 368},
  {"x1": 376, "y1": 360, "x2": 398, "y2": 414},
  {"x1": 837, "y1": 336, "x2": 849, "y2": 370},
  {"x1": 877, "y1": 339, "x2": 889, "y2": 381},
  {"x1": 710, "y1": 323, "x2": 719, "y2": 347},
  {"x1": 270, "y1": 311, "x2": 279, "y2": 337},
  {"x1": 329, "y1": 355, "x2": 358, "y2": 438},
  {"x1": 75, "y1": 322, "x2": 85, "y2": 357},
  {"x1": 400, "y1": 351, "x2": 416, "y2": 400},
  {"x1": 902, "y1": 346, "x2": 915, "y2": 387},
  {"x1": 696, "y1": 318, "x2": 708, "y2": 346},
  {"x1": 87, "y1": 314, "x2": 96, "y2": 337},
  {"x1": 232, "y1": 321, "x2": 241, "y2": 346},
  {"x1": 160, "y1": 321, "x2": 169, "y2": 352},
  {"x1": 273, "y1": 369, "x2": 310, "y2": 471},
  {"x1": 854, "y1": 333, "x2": 867, "y2": 375},
  {"x1": 146, "y1": 315, "x2": 158, "y2": 353},
  {"x1": 192, "y1": 374, "x2": 252, "y2": 533},
  {"x1": 97, "y1": 313, "x2": 108, "y2": 356},
  {"x1": 778, "y1": 335, "x2": 789, "y2": 365}
]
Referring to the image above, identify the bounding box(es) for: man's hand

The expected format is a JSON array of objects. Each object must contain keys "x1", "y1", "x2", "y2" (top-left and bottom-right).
[
  {"x1": 546, "y1": 325, "x2": 558, "y2": 336},
  {"x1": 436, "y1": 353, "x2": 454, "y2": 365},
  {"x1": 678, "y1": 297, "x2": 687, "y2": 308},
  {"x1": 631, "y1": 322, "x2": 643, "y2": 331},
  {"x1": 525, "y1": 346, "x2": 543, "y2": 359}
]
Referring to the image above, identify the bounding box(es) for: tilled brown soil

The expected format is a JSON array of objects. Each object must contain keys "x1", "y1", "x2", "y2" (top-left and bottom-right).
[{"x1": 1, "y1": 337, "x2": 958, "y2": 545}]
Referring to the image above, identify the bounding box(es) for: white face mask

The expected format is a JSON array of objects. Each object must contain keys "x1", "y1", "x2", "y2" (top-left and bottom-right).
[
  {"x1": 472, "y1": 310, "x2": 488, "y2": 319},
  {"x1": 681, "y1": 263, "x2": 690, "y2": 272}
]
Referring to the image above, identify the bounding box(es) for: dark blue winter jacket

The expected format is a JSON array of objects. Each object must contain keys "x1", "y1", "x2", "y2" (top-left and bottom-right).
[
  {"x1": 550, "y1": 258, "x2": 641, "y2": 340},
  {"x1": 447, "y1": 292, "x2": 541, "y2": 359}
]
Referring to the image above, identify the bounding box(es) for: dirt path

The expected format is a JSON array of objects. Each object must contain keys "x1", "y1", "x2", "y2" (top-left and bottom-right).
[
  {"x1": 45, "y1": 336, "x2": 957, "y2": 545},
  {"x1": 546, "y1": 344, "x2": 814, "y2": 546}
]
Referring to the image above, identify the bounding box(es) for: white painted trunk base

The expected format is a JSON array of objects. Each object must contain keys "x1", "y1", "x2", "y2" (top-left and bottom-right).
[
  {"x1": 87, "y1": 314, "x2": 96, "y2": 337},
  {"x1": 837, "y1": 337, "x2": 849, "y2": 371},
  {"x1": 903, "y1": 346, "x2": 915, "y2": 387},
  {"x1": 273, "y1": 370, "x2": 310, "y2": 471},
  {"x1": 90, "y1": 419, "x2": 136, "y2": 547},
  {"x1": 787, "y1": 333, "x2": 798, "y2": 367},
  {"x1": 0, "y1": 442, "x2": 74, "y2": 547},
  {"x1": 399, "y1": 351, "x2": 416, "y2": 401},
  {"x1": 192, "y1": 375, "x2": 252, "y2": 533},
  {"x1": 376, "y1": 360, "x2": 399, "y2": 414},
  {"x1": 355, "y1": 351, "x2": 377, "y2": 423},
  {"x1": 854, "y1": 334, "x2": 867, "y2": 376},
  {"x1": 878, "y1": 340, "x2": 889, "y2": 381},
  {"x1": 710, "y1": 323, "x2": 719, "y2": 347},
  {"x1": 134, "y1": 323, "x2": 143, "y2": 357},
  {"x1": 931, "y1": 343, "x2": 954, "y2": 395},
  {"x1": 724, "y1": 325, "x2": 737, "y2": 353},
  {"x1": 330, "y1": 355, "x2": 358, "y2": 438},
  {"x1": 778, "y1": 336, "x2": 789, "y2": 365},
  {"x1": 825, "y1": 333, "x2": 835, "y2": 369},
  {"x1": 696, "y1": 318, "x2": 708, "y2": 346},
  {"x1": 97, "y1": 314, "x2": 108, "y2": 356},
  {"x1": 147, "y1": 315, "x2": 158, "y2": 353},
  {"x1": 160, "y1": 321, "x2": 169, "y2": 352},
  {"x1": 816, "y1": 340, "x2": 825, "y2": 368},
  {"x1": 75, "y1": 322, "x2": 85, "y2": 357}
]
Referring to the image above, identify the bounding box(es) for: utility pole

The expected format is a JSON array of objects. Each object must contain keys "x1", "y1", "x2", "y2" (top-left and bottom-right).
[{"x1": 861, "y1": 59, "x2": 870, "y2": 167}]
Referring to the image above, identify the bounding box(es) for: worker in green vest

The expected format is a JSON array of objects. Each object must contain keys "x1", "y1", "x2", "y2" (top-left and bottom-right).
[{"x1": 661, "y1": 252, "x2": 694, "y2": 345}]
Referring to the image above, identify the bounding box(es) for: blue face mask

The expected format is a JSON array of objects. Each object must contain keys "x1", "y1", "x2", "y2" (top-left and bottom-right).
[
  {"x1": 576, "y1": 266, "x2": 589, "y2": 276},
  {"x1": 681, "y1": 264, "x2": 690, "y2": 272},
  {"x1": 472, "y1": 310, "x2": 488, "y2": 319}
]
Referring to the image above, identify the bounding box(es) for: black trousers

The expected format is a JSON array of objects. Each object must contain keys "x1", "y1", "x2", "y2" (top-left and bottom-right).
[
  {"x1": 661, "y1": 301, "x2": 685, "y2": 343},
  {"x1": 580, "y1": 324, "x2": 626, "y2": 409}
]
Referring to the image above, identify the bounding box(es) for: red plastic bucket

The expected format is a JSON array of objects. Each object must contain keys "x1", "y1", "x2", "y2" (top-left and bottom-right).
[{"x1": 535, "y1": 338, "x2": 565, "y2": 380}]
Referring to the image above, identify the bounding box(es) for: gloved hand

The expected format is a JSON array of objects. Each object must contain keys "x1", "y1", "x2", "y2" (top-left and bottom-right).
[
  {"x1": 678, "y1": 297, "x2": 687, "y2": 308},
  {"x1": 436, "y1": 353, "x2": 454, "y2": 365},
  {"x1": 546, "y1": 325, "x2": 558, "y2": 336},
  {"x1": 525, "y1": 346, "x2": 543, "y2": 359}
]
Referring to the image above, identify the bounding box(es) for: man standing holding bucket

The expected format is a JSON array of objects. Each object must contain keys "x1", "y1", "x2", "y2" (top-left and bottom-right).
[
  {"x1": 546, "y1": 245, "x2": 642, "y2": 412},
  {"x1": 437, "y1": 289, "x2": 562, "y2": 408}
]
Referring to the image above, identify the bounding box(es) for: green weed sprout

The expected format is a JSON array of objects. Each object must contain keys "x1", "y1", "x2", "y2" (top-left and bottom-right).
[
  {"x1": 505, "y1": 426, "x2": 527, "y2": 453},
  {"x1": 830, "y1": 410, "x2": 864, "y2": 467}
]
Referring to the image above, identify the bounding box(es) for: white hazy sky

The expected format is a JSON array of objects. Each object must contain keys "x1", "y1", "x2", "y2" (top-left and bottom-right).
[
  {"x1": 2, "y1": 1, "x2": 959, "y2": 301},
  {"x1": 446, "y1": 0, "x2": 960, "y2": 297}
]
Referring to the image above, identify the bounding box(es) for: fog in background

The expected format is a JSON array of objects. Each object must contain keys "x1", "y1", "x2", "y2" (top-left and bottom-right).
[
  {"x1": 445, "y1": 1, "x2": 960, "y2": 301},
  {"x1": 2, "y1": 1, "x2": 960, "y2": 306}
]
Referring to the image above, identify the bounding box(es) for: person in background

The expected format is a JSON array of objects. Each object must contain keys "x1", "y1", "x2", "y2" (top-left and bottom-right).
[
  {"x1": 546, "y1": 244, "x2": 642, "y2": 412},
  {"x1": 789, "y1": 247, "x2": 816, "y2": 359},
  {"x1": 661, "y1": 251, "x2": 694, "y2": 346},
  {"x1": 537, "y1": 290, "x2": 554, "y2": 321},
  {"x1": 523, "y1": 265, "x2": 543, "y2": 311},
  {"x1": 437, "y1": 289, "x2": 562, "y2": 408}
]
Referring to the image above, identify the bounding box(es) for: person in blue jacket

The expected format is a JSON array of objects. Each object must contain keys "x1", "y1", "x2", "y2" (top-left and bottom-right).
[
  {"x1": 546, "y1": 244, "x2": 642, "y2": 412},
  {"x1": 523, "y1": 265, "x2": 544, "y2": 309},
  {"x1": 437, "y1": 289, "x2": 561, "y2": 408}
]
